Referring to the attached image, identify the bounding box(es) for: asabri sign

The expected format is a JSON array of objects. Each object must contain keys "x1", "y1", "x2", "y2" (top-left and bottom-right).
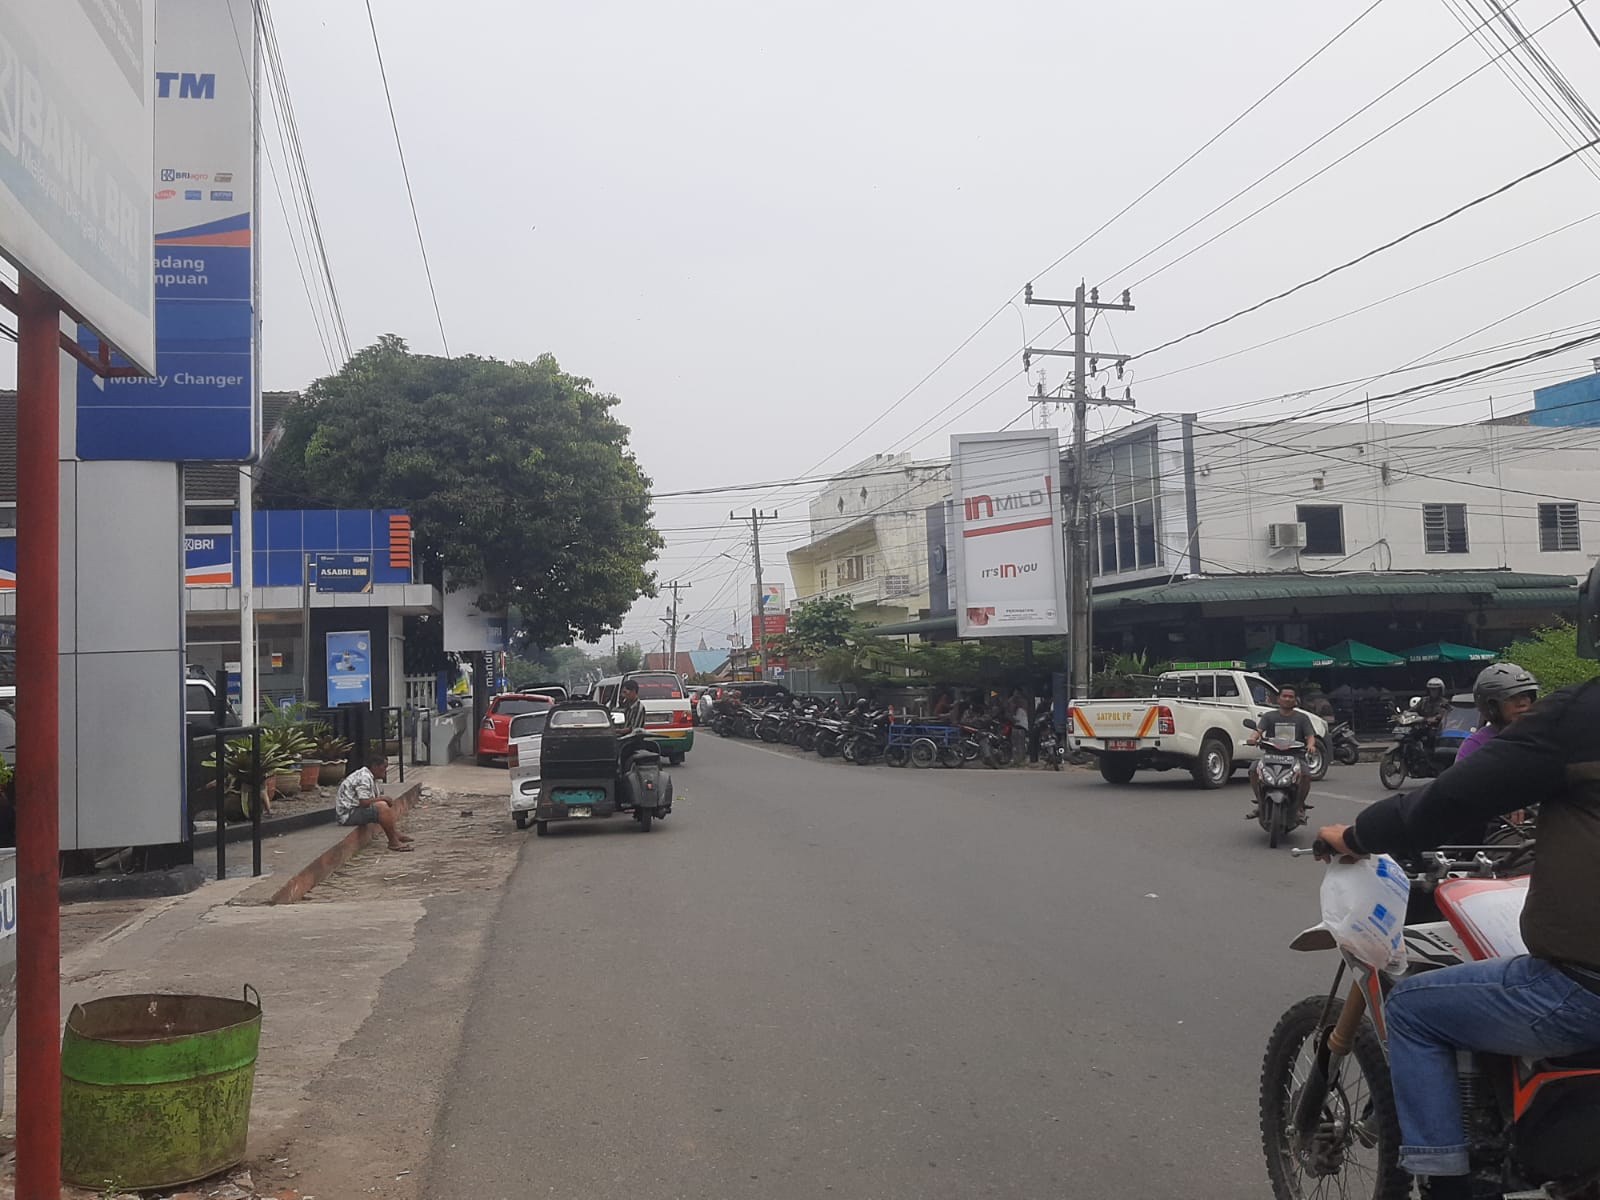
[
  {"x1": 950, "y1": 430, "x2": 1068, "y2": 639},
  {"x1": 76, "y1": 0, "x2": 257, "y2": 461},
  {"x1": 0, "y1": 0, "x2": 157, "y2": 371}
]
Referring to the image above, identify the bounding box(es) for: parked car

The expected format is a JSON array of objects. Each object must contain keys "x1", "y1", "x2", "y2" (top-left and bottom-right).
[
  {"x1": 593, "y1": 671, "x2": 694, "y2": 764},
  {"x1": 506, "y1": 708, "x2": 549, "y2": 829},
  {"x1": 477, "y1": 693, "x2": 555, "y2": 765},
  {"x1": 1069, "y1": 664, "x2": 1329, "y2": 789},
  {"x1": 723, "y1": 681, "x2": 793, "y2": 707}
]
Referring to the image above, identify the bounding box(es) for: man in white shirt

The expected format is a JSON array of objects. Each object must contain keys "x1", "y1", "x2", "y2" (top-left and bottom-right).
[{"x1": 335, "y1": 752, "x2": 413, "y2": 851}]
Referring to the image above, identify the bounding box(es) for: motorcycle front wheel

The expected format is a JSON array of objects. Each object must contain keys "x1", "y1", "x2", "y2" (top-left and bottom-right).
[
  {"x1": 1377, "y1": 752, "x2": 1407, "y2": 791},
  {"x1": 1260, "y1": 995, "x2": 1407, "y2": 1200},
  {"x1": 1335, "y1": 742, "x2": 1360, "y2": 767}
]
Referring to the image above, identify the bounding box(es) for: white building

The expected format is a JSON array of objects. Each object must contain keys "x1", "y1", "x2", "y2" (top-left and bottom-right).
[
  {"x1": 1087, "y1": 416, "x2": 1600, "y2": 585},
  {"x1": 786, "y1": 453, "x2": 951, "y2": 624}
]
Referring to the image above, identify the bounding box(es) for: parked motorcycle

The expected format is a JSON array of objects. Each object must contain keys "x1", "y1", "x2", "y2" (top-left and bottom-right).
[
  {"x1": 1378, "y1": 710, "x2": 1441, "y2": 790},
  {"x1": 1035, "y1": 716, "x2": 1066, "y2": 771},
  {"x1": 1244, "y1": 718, "x2": 1311, "y2": 848},
  {"x1": 1326, "y1": 720, "x2": 1361, "y2": 767},
  {"x1": 1259, "y1": 841, "x2": 1600, "y2": 1200}
]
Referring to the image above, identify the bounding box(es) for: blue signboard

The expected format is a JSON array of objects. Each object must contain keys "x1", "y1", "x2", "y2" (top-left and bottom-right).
[
  {"x1": 326, "y1": 632, "x2": 373, "y2": 706},
  {"x1": 315, "y1": 552, "x2": 373, "y2": 594},
  {"x1": 185, "y1": 531, "x2": 233, "y2": 586},
  {"x1": 76, "y1": 0, "x2": 258, "y2": 462}
]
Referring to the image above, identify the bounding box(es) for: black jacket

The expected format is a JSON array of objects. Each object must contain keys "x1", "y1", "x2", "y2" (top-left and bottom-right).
[{"x1": 1348, "y1": 679, "x2": 1600, "y2": 969}]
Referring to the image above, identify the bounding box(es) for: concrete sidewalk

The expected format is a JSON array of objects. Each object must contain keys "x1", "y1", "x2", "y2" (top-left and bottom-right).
[{"x1": 2, "y1": 775, "x2": 523, "y2": 1200}]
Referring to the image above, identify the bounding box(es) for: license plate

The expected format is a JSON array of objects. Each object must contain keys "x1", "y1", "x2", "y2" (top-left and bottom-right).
[
  {"x1": 567, "y1": 806, "x2": 592, "y2": 819},
  {"x1": 1107, "y1": 739, "x2": 1138, "y2": 751}
]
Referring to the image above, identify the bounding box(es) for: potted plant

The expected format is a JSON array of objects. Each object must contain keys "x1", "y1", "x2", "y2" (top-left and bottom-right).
[
  {"x1": 266, "y1": 725, "x2": 315, "y2": 798},
  {"x1": 202, "y1": 736, "x2": 293, "y2": 821},
  {"x1": 315, "y1": 733, "x2": 353, "y2": 785}
]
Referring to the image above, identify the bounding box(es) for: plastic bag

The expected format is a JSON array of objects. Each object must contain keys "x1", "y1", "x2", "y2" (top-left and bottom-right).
[{"x1": 1319, "y1": 854, "x2": 1411, "y2": 975}]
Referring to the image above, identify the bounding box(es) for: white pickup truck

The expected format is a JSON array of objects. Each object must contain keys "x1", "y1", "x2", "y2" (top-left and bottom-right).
[{"x1": 1067, "y1": 664, "x2": 1328, "y2": 789}]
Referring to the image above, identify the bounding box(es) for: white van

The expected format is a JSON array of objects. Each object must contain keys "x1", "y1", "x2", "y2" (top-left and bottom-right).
[{"x1": 593, "y1": 671, "x2": 694, "y2": 764}]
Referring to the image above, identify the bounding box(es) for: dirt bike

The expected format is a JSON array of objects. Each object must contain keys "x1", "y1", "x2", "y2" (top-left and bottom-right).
[{"x1": 1259, "y1": 842, "x2": 1600, "y2": 1200}]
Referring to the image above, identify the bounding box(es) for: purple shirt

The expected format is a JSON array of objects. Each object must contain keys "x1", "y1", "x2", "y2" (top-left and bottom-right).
[{"x1": 1454, "y1": 724, "x2": 1497, "y2": 763}]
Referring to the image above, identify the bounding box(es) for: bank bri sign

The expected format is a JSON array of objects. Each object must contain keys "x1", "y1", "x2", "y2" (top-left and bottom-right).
[{"x1": 75, "y1": 0, "x2": 258, "y2": 462}]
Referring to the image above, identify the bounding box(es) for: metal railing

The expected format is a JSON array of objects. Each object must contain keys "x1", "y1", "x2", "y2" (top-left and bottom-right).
[{"x1": 191, "y1": 722, "x2": 265, "y2": 882}]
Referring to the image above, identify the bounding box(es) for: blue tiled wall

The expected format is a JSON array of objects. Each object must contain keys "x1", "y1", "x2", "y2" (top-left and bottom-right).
[{"x1": 231, "y1": 509, "x2": 412, "y2": 587}]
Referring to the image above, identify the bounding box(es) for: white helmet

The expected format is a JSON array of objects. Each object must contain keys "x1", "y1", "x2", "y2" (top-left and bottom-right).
[{"x1": 1426, "y1": 677, "x2": 1445, "y2": 693}]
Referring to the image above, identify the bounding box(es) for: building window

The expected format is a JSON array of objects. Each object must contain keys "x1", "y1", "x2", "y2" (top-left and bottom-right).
[
  {"x1": 1296, "y1": 505, "x2": 1345, "y2": 556},
  {"x1": 884, "y1": 573, "x2": 911, "y2": 597},
  {"x1": 838, "y1": 555, "x2": 866, "y2": 584},
  {"x1": 865, "y1": 554, "x2": 876, "y2": 579},
  {"x1": 1423, "y1": 503, "x2": 1469, "y2": 554},
  {"x1": 818, "y1": 567, "x2": 828, "y2": 591},
  {"x1": 1091, "y1": 431, "x2": 1162, "y2": 575},
  {"x1": 1539, "y1": 502, "x2": 1581, "y2": 552}
]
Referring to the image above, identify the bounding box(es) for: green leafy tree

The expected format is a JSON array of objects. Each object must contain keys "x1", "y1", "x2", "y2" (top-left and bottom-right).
[
  {"x1": 1502, "y1": 622, "x2": 1600, "y2": 692},
  {"x1": 774, "y1": 595, "x2": 857, "y2": 662},
  {"x1": 614, "y1": 642, "x2": 644, "y2": 674},
  {"x1": 261, "y1": 336, "x2": 662, "y2": 646}
]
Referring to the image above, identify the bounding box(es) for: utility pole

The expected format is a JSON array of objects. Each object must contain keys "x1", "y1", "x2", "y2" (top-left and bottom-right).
[
  {"x1": 663, "y1": 580, "x2": 691, "y2": 672},
  {"x1": 732, "y1": 509, "x2": 778, "y2": 681},
  {"x1": 1023, "y1": 281, "x2": 1137, "y2": 704}
]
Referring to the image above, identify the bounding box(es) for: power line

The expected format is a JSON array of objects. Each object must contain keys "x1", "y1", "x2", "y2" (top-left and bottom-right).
[
  {"x1": 1098, "y1": 0, "x2": 1550, "y2": 292},
  {"x1": 362, "y1": 0, "x2": 451, "y2": 357},
  {"x1": 1126, "y1": 136, "x2": 1599, "y2": 364}
]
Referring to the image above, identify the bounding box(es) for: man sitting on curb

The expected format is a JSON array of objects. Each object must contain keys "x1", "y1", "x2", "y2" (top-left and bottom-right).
[{"x1": 335, "y1": 751, "x2": 414, "y2": 852}]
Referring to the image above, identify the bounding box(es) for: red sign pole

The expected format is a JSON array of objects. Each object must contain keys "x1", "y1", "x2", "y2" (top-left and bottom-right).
[{"x1": 15, "y1": 275, "x2": 62, "y2": 1200}]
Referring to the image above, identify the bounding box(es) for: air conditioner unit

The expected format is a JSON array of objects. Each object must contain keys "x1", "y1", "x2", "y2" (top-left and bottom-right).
[{"x1": 1268, "y1": 522, "x2": 1307, "y2": 551}]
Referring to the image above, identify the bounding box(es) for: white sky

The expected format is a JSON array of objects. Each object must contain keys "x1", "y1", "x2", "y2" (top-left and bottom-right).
[{"x1": 10, "y1": 0, "x2": 1600, "y2": 653}]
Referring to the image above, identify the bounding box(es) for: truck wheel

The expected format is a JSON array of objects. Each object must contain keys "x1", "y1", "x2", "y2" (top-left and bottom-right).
[
  {"x1": 670, "y1": 753, "x2": 685, "y2": 766},
  {"x1": 534, "y1": 821, "x2": 548, "y2": 837},
  {"x1": 1191, "y1": 737, "x2": 1232, "y2": 789},
  {"x1": 1098, "y1": 756, "x2": 1137, "y2": 785},
  {"x1": 514, "y1": 812, "x2": 529, "y2": 830}
]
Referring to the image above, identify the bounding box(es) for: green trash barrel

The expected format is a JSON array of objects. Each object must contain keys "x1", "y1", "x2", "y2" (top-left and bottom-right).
[{"x1": 61, "y1": 988, "x2": 262, "y2": 1191}]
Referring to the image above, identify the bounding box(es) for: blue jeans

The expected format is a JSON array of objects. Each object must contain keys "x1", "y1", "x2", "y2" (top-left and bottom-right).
[{"x1": 1387, "y1": 954, "x2": 1600, "y2": 1176}]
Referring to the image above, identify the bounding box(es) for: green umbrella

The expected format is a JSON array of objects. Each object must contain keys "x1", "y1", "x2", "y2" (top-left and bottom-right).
[
  {"x1": 1246, "y1": 642, "x2": 1336, "y2": 672},
  {"x1": 1403, "y1": 641, "x2": 1497, "y2": 664},
  {"x1": 1321, "y1": 639, "x2": 1407, "y2": 669}
]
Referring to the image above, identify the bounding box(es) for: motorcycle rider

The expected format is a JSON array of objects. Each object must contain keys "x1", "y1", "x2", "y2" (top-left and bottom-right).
[
  {"x1": 1315, "y1": 676, "x2": 1600, "y2": 1200},
  {"x1": 1455, "y1": 661, "x2": 1538, "y2": 763},
  {"x1": 1246, "y1": 686, "x2": 1317, "y2": 815}
]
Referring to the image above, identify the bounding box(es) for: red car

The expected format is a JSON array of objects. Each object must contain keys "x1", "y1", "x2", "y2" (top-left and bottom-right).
[{"x1": 477, "y1": 693, "x2": 555, "y2": 765}]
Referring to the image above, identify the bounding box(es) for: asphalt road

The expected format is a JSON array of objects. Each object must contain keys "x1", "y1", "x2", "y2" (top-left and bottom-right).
[{"x1": 425, "y1": 741, "x2": 1398, "y2": 1200}]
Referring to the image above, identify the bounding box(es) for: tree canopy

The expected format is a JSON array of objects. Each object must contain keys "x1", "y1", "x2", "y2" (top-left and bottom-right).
[
  {"x1": 772, "y1": 595, "x2": 857, "y2": 662},
  {"x1": 261, "y1": 336, "x2": 662, "y2": 646},
  {"x1": 1502, "y1": 622, "x2": 1600, "y2": 692}
]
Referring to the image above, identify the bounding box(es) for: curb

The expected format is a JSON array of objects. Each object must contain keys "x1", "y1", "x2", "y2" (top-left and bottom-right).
[
  {"x1": 191, "y1": 804, "x2": 336, "y2": 850},
  {"x1": 59, "y1": 862, "x2": 208, "y2": 904},
  {"x1": 267, "y1": 782, "x2": 422, "y2": 905}
]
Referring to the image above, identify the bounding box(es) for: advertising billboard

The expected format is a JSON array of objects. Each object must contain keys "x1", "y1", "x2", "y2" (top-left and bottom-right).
[
  {"x1": 314, "y1": 553, "x2": 373, "y2": 594},
  {"x1": 0, "y1": 0, "x2": 157, "y2": 371},
  {"x1": 442, "y1": 572, "x2": 509, "y2": 654},
  {"x1": 326, "y1": 631, "x2": 373, "y2": 706},
  {"x1": 950, "y1": 430, "x2": 1067, "y2": 639},
  {"x1": 76, "y1": 0, "x2": 257, "y2": 461}
]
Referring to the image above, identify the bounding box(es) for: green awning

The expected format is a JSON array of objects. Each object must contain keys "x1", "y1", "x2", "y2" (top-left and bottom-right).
[
  {"x1": 1403, "y1": 641, "x2": 1497, "y2": 664},
  {"x1": 1321, "y1": 639, "x2": 1406, "y2": 669},
  {"x1": 1246, "y1": 642, "x2": 1336, "y2": 671}
]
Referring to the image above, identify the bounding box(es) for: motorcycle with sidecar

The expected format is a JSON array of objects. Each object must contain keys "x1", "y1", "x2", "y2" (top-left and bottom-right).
[{"x1": 526, "y1": 699, "x2": 675, "y2": 836}]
